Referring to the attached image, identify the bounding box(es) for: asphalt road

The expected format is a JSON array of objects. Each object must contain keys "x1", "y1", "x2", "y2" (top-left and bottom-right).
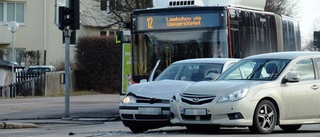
[
  {"x1": 1, "y1": 94, "x2": 320, "y2": 137},
  {"x1": 0, "y1": 94, "x2": 120, "y2": 120},
  {"x1": 1, "y1": 121, "x2": 320, "y2": 137}
]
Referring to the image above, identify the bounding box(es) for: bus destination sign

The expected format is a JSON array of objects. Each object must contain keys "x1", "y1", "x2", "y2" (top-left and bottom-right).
[{"x1": 136, "y1": 12, "x2": 220, "y2": 31}]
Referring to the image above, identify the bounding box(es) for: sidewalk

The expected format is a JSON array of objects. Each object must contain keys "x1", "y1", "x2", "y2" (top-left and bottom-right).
[
  {"x1": 0, "y1": 116, "x2": 120, "y2": 129},
  {"x1": 0, "y1": 94, "x2": 120, "y2": 129}
]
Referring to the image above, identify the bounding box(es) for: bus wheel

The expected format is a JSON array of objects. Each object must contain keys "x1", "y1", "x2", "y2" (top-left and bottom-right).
[{"x1": 250, "y1": 100, "x2": 277, "y2": 134}]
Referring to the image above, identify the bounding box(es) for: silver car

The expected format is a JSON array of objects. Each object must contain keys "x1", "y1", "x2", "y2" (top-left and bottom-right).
[
  {"x1": 171, "y1": 51, "x2": 320, "y2": 134},
  {"x1": 119, "y1": 58, "x2": 240, "y2": 133}
]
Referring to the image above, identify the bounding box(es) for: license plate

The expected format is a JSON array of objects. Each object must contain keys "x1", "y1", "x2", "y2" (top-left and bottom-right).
[
  {"x1": 138, "y1": 108, "x2": 161, "y2": 115},
  {"x1": 183, "y1": 108, "x2": 207, "y2": 116}
]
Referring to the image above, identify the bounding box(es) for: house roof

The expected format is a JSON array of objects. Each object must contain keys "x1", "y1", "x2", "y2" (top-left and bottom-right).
[{"x1": 0, "y1": 59, "x2": 25, "y2": 69}]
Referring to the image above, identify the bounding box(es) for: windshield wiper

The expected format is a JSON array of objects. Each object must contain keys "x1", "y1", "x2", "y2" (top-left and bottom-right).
[
  {"x1": 246, "y1": 60, "x2": 269, "y2": 80},
  {"x1": 268, "y1": 60, "x2": 283, "y2": 80}
]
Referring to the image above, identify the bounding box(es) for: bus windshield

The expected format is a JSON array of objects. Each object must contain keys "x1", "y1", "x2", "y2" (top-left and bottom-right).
[{"x1": 132, "y1": 29, "x2": 228, "y2": 81}]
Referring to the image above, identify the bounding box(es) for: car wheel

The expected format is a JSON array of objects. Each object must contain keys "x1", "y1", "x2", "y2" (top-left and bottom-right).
[
  {"x1": 129, "y1": 127, "x2": 148, "y2": 133},
  {"x1": 186, "y1": 125, "x2": 220, "y2": 133},
  {"x1": 279, "y1": 125, "x2": 302, "y2": 132},
  {"x1": 250, "y1": 100, "x2": 277, "y2": 134}
]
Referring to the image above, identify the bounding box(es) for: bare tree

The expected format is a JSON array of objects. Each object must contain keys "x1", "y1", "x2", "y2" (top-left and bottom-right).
[
  {"x1": 82, "y1": 0, "x2": 152, "y2": 29},
  {"x1": 84, "y1": 0, "x2": 300, "y2": 29},
  {"x1": 108, "y1": 0, "x2": 152, "y2": 26},
  {"x1": 312, "y1": 17, "x2": 320, "y2": 31},
  {"x1": 301, "y1": 17, "x2": 320, "y2": 51},
  {"x1": 265, "y1": 0, "x2": 300, "y2": 18},
  {"x1": 302, "y1": 40, "x2": 315, "y2": 51}
]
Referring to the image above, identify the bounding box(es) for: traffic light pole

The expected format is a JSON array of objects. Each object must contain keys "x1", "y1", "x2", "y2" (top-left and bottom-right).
[
  {"x1": 64, "y1": 29, "x2": 71, "y2": 118},
  {"x1": 57, "y1": 0, "x2": 79, "y2": 119}
]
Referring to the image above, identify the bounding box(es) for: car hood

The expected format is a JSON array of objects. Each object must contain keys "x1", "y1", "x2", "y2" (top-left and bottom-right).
[
  {"x1": 128, "y1": 80, "x2": 194, "y2": 99},
  {"x1": 182, "y1": 80, "x2": 268, "y2": 96}
]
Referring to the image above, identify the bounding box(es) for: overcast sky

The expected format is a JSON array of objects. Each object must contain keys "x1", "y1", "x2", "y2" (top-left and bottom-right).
[{"x1": 299, "y1": 0, "x2": 320, "y2": 46}]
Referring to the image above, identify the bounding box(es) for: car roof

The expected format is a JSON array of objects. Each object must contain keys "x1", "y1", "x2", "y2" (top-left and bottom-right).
[
  {"x1": 244, "y1": 51, "x2": 320, "y2": 60},
  {"x1": 172, "y1": 58, "x2": 241, "y2": 64}
]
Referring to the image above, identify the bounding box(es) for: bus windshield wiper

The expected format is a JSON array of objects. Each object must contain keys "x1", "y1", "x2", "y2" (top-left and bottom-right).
[{"x1": 246, "y1": 60, "x2": 269, "y2": 80}]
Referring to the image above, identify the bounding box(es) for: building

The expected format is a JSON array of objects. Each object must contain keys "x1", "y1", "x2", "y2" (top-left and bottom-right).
[
  {"x1": 0, "y1": 0, "x2": 71, "y2": 68},
  {"x1": 0, "y1": 0, "x2": 121, "y2": 70}
]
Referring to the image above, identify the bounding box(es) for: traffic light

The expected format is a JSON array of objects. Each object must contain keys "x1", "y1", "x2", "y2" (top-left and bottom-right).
[
  {"x1": 314, "y1": 31, "x2": 320, "y2": 48},
  {"x1": 116, "y1": 31, "x2": 123, "y2": 44},
  {"x1": 58, "y1": 0, "x2": 79, "y2": 30},
  {"x1": 58, "y1": 7, "x2": 71, "y2": 30},
  {"x1": 69, "y1": 0, "x2": 79, "y2": 30}
]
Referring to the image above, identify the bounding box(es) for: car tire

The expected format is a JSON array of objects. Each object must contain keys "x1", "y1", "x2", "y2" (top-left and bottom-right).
[
  {"x1": 250, "y1": 100, "x2": 277, "y2": 134},
  {"x1": 186, "y1": 125, "x2": 220, "y2": 133},
  {"x1": 129, "y1": 126, "x2": 148, "y2": 133},
  {"x1": 279, "y1": 125, "x2": 302, "y2": 132}
]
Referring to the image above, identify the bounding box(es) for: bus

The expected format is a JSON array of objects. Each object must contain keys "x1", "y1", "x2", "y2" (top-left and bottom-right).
[{"x1": 126, "y1": 0, "x2": 301, "y2": 90}]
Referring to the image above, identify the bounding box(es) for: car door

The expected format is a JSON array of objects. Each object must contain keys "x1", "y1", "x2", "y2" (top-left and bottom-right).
[
  {"x1": 315, "y1": 58, "x2": 320, "y2": 117},
  {"x1": 282, "y1": 58, "x2": 320, "y2": 120}
]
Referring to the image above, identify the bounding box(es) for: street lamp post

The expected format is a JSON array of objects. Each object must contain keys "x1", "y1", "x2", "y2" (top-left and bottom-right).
[{"x1": 7, "y1": 21, "x2": 19, "y2": 98}]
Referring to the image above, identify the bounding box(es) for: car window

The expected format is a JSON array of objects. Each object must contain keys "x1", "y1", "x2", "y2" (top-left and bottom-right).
[
  {"x1": 224, "y1": 62, "x2": 254, "y2": 79},
  {"x1": 226, "y1": 62, "x2": 237, "y2": 70},
  {"x1": 27, "y1": 67, "x2": 55, "y2": 74},
  {"x1": 44, "y1": 68, "x2": 51, "y2": 72},
  {"x1": 155, "y1": 63, "x2": 223, "y2": 81},
  {"x1": 218, "y1": 59, "x2": 289, "y2": 81},
  {"x1": 316, "y1": 58, "x2": 320, "y2": 75},
  {"x1": 288, "y1": 58, "x2": 315, "y2": 81}
]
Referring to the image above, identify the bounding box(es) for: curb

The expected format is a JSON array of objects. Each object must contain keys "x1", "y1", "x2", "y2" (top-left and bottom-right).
[
  {"x1": 0, "y1": 122, "x2": 38, "y2": 129},
  {"x1": 0, "y1": 116, "x2": 120, "y2": 129}
]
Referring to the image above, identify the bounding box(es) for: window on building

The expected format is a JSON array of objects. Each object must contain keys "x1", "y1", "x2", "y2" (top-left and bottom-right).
[
  {"x1": 100, "y1": 31, "x2": 107, "y2": 36},
  {"x1": 3, "y1": 48, "x2": 26, "y2": 66},
  {"x1": 63, "y1": 31, "x2": 77, "y2": 45},
  {"x1": 0, "y1": 3, "x2": 3, "y2": 21},
  {"x1": 101, "y1": 0, "x2": 122, "y2": 11},
  {"x1": 101, "y1": 0, "x2": 107, "y2": 10},
  {"x1": 16, "y1": 3, "x2": 24, "y2": 23},
  {"x1": 109, "y1": 31, "x2": 115, "y2": 36},
  {"x1": 115, "y1": 0, "x2": 123, "y2": 11},
  {"x1": 0, "y1": 2, "x2": 25, "y2": 23}
]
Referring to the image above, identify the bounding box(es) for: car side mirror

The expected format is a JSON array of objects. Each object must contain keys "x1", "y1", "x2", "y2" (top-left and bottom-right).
[{"x1": 283, "y1": 73, "x2": 300, "y2": 83}]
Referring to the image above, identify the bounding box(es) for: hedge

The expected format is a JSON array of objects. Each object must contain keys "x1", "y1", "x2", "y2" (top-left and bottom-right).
[{"x1": 75, "y1": 36, "x2": 121, "y2": 93}]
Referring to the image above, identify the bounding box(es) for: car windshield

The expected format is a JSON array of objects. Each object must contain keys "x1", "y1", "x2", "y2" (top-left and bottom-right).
[
  {"x1": 217, "y1": 59, "x2": 290, "y2": 81},
  {"x1": 154, "y1": 63, "x2": 223, "y2": 81}
]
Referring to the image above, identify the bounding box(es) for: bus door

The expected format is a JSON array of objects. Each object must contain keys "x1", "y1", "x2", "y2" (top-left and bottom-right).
[
  {"x1": 148, "y1": 59, "x2": 161, "y2": 82},
  {"x1": 230, "y1": 20, "x2": 241, "y2": 58}
]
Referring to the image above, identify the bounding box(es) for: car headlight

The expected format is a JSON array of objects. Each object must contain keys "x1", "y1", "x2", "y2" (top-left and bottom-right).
[
  {"x1": 122, "y1": 96, "x2": 136, "y2": 104},
  {"x1": 217, "y1": 88, "x2": 249, "y2": 103}
]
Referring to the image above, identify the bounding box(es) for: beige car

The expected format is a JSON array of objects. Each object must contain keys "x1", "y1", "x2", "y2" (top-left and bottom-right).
[{"x1": 170, "y1": 51, "x2": 320, "y2": 134}]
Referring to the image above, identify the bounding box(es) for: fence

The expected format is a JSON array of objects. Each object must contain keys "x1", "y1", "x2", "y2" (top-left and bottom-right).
[
  {"x1": 44, "y1": 70, "x2": 76, "y2": 96},
  {"x1": 0, "y1": 70, "x2": 80, "y2": 98},
  {"x1": 0, "y1": 72, "x2": 45, "y2": 98}
]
